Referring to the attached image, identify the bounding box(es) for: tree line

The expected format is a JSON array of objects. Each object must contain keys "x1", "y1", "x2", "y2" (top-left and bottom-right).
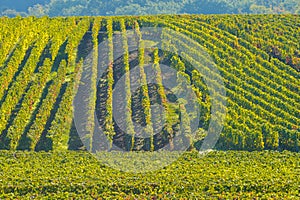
[{"x1": 1, "y1": 0, "x2": 299, "y2": 17}]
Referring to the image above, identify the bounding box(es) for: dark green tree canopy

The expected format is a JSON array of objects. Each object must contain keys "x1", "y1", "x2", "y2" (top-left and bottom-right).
[{"x1": 1, "y1": 0, "x2": 299, "y2": 17}]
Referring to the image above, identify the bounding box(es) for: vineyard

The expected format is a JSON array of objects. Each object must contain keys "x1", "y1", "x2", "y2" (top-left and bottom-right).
[
  {"x1": 0, "y1": 15, "x2": 299, "y2": 152},
  {"x1": 0, "y1": 151, "x2": 299, "y2": 198}
]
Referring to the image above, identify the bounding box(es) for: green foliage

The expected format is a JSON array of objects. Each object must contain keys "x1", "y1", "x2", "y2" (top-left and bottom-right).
[
  {"x1": 120, "y1": 19, "x2": 136, "y2": 150},
  {"x1": 1, "y1": 0, "x2": 299, "y2": 17},
  {"x1": 135, "y1": 21, "x2": 154, "y2": 151},
  {"x1": 153, "y1": 14, "x2": 299, "y2": 151},
  {"x1": 0, "y1": 151, "x2": 299, "y2": 198},
  {"x1": 46, "y1": 18, "x2": 90, "y2": 151},
  {"x1": 84, "y1": 17, "x2": 101, "y2": 151},
  {"x1": 105, "y1": 18, "x2": 115, "y2": 148},
  {"x1": 27, "y1": 60, "x2": 68, "y2": 151}
]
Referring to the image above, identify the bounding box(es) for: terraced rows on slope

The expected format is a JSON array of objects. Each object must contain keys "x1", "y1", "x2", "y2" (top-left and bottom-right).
[{"x1": 0, "y1": 15, "x2": 298, "y2": 152}]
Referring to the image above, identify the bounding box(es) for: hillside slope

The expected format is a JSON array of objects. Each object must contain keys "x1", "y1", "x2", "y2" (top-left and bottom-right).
[{"x1": 0, "y1": 15, "x2": 299, "y2": 152}]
